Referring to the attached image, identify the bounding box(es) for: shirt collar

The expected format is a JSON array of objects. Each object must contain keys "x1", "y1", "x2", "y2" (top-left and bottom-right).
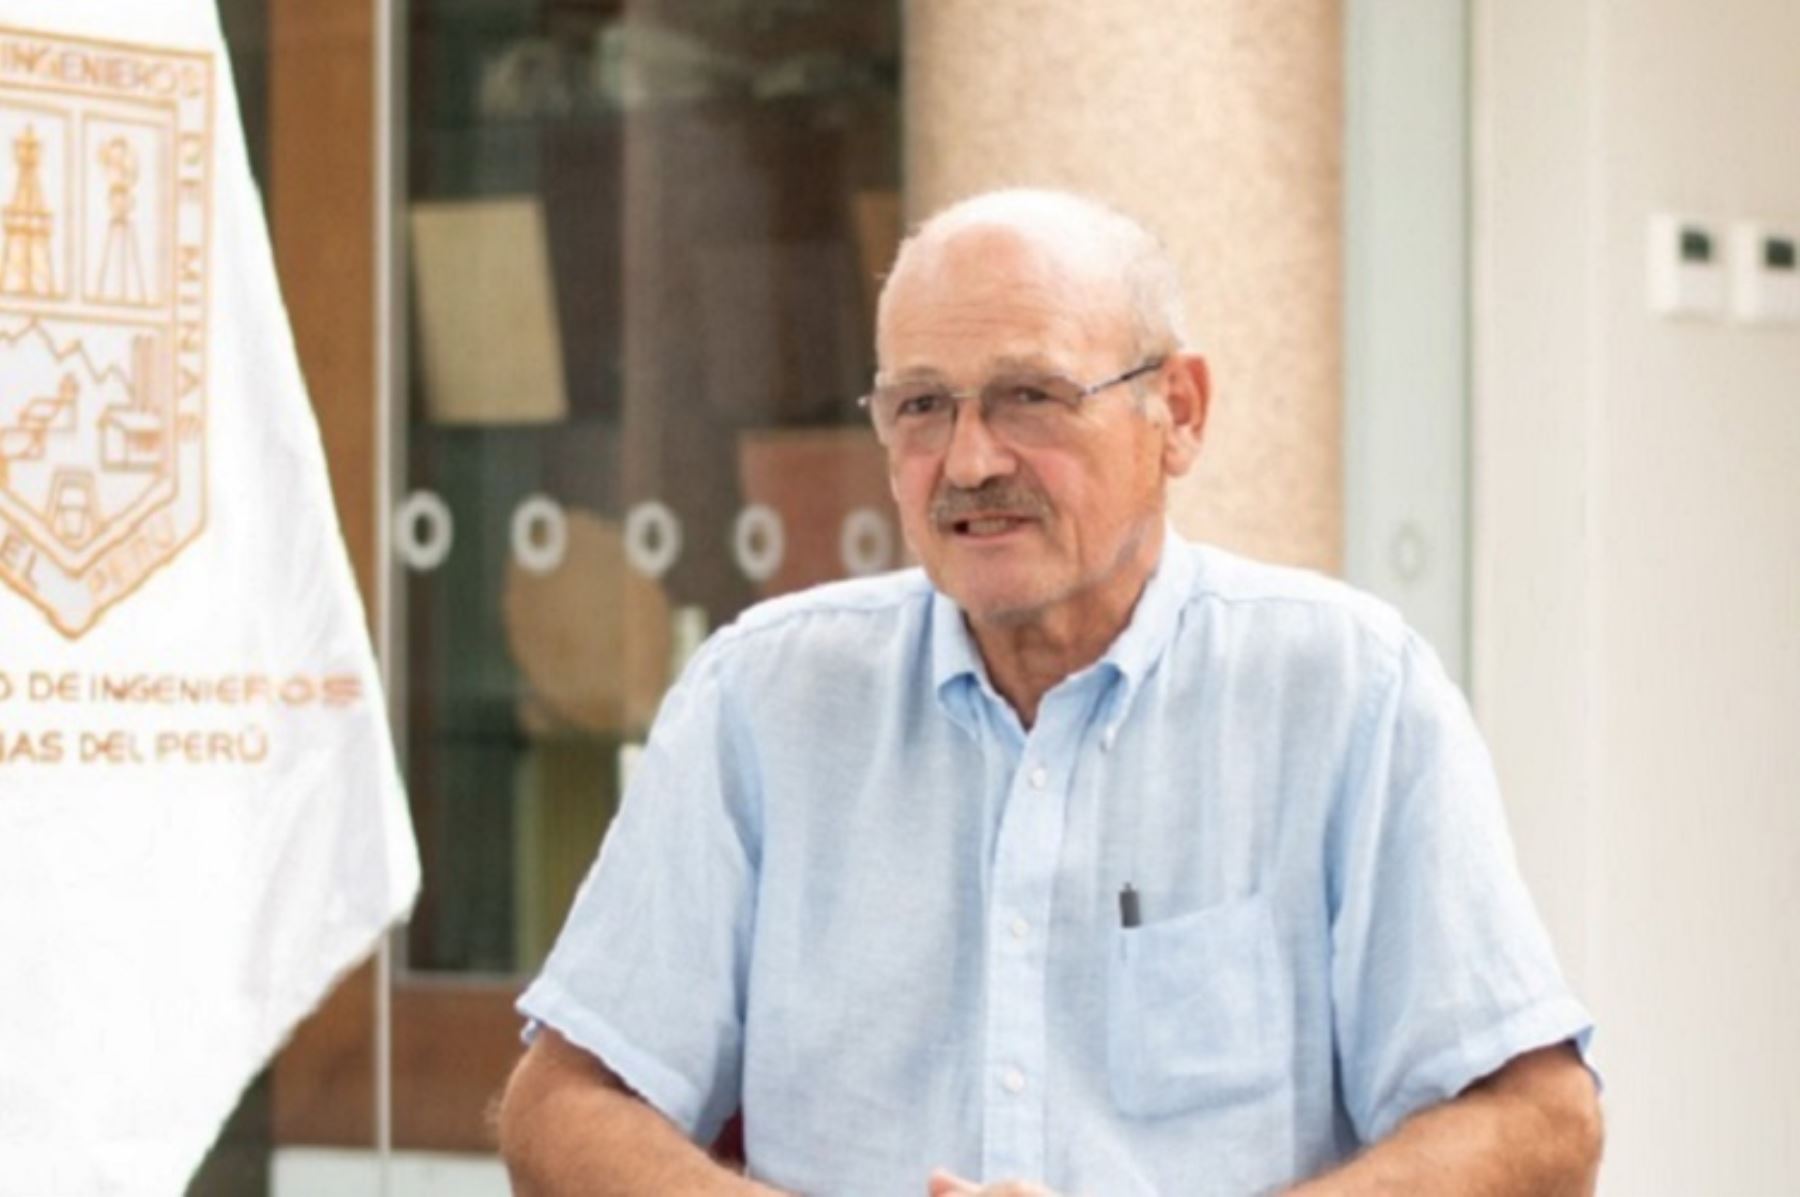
[
  {"x1": 1096, "y1": 524, "x2": 1196, "y2": 697},
  {"x1": 929, "y1": 586, "x2": 991, "y2": 735},
  {"x1": 929, "y1": 523, "x2": 1197, "y2": 729}
]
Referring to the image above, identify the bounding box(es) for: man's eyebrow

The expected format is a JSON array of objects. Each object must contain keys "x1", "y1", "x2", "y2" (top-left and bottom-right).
[
  {"x1": 877, "y1": 366, "x2": 953, "y2": 385},
  {"x1": 877, "y1": 355, "x2": 1071, "y2": 386},
  {"x1": 987, "y1": 354, "x2": 1068, "y2": 375}
]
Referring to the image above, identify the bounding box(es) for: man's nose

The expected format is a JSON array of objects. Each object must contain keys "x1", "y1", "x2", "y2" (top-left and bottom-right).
[{"x1": 941, "y1": 397, "x2": 1016, "y2": 488}]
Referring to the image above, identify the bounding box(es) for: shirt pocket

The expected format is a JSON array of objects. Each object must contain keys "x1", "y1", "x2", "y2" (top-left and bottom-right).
[{"x1": 1106, "y1": 893, "x2": 1292, "y2": 1119}]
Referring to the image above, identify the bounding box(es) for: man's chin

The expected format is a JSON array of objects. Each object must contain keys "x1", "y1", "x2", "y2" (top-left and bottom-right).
[
  {"x1": 945, "y1": 582, "x2": 1055, "y2": 627},
  {"x1": 922, "y1": 557, "x2": 1062, "y2": 625}
]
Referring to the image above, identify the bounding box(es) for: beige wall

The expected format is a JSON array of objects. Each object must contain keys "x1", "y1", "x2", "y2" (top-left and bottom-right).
[
  {"x1": 1474, "y1": 0, "x2": 1800, "y2": 1190},
  {"x1": 905, "y1": 2, "x2": 1344, "y2": 571}
]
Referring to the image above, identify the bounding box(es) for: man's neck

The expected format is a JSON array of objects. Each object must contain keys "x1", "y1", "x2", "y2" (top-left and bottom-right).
[{"x1": 967, "y1": 524, "x2": 1164, "y2": 728}]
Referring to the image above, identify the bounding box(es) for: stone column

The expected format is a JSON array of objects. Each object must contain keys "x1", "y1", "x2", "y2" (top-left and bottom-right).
[{"x1": 906, "y1": 2, "x2": 1343, "y2": 570}]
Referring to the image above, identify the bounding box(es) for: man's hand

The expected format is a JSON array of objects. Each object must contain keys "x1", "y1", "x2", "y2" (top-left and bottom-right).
[{"x1": 928, "y1": 1169, "x2": 1059, "y2": 1196}]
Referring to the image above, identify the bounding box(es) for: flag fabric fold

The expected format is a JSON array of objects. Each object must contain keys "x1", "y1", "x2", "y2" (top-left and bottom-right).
[{"x1": 0, "y1": 2, "x2": 420, "y2": 1192}]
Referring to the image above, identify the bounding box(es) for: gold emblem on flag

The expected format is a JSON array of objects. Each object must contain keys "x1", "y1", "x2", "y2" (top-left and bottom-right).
[{"x1": 0, "y1": 28, "x2": 212, "y2": 639}]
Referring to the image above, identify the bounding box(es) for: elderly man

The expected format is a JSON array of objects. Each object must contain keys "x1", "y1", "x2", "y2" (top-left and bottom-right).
[{"x1": 498, "y1": 190, "x2": 1602, "y2": 1196}]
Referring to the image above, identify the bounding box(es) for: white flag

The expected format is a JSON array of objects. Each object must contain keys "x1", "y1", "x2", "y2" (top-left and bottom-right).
[{"x1": 0, "y1": 3, "x2": 421, "y2": 1193}]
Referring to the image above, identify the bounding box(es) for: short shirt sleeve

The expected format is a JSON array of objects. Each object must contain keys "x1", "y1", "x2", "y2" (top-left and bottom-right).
[
  {"x1": 516, "y1": 636, "x2": 758, "y2": 1146},
  {"x1": 1328, "y1": 632, "x2": 1595, "y2": 1143}
]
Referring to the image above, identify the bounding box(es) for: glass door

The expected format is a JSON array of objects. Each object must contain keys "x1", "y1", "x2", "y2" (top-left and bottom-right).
[{"x1": 386, "y1": 0, "x2": 904, "y2": 1170}]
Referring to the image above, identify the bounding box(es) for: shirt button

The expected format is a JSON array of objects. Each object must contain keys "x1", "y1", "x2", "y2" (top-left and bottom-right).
[
  {"x1": 1001, "y1": 1067, "x2": 1026, "y2": 1095},
  {"x1": 1101, "y1": 727, "x2": 1117, "y2": 751},
  {"x1": 1028, "y1": 765, "x2": 1048, "y2": 790},
  {"x1": 1008, "y1": 916, "x2": 1029, "y2": 940}
]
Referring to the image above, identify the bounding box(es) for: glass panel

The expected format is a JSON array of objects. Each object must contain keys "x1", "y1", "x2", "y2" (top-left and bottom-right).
[
  {"x1": 396, "y1": 0, "x2": 902, "y2": 984},
  {"x1": 1342, "y1": 0, "x2": 1469, "y2": 681}
]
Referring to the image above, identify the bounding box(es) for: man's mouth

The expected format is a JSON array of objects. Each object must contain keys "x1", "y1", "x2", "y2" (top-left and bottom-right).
[
  {"x1": 930, "y1": 481, "x2": 1050, "y2": 538},
  {"x1": 949, "y1": 514, "x2": 1033, "y2": 537}
]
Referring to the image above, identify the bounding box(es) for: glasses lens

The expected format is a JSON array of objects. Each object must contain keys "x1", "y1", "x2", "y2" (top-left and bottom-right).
[
  {"x1": 870, "y1": 384, "x2": 954, "y2": 448},
  {"x1": 982, "y1": 373, "x2": 1084, "y2": 445}
]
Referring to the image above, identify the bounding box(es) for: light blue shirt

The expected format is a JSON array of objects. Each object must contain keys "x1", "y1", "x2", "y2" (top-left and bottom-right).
[{"x1": 519, "y1": 534, "x2": 1593, "y2": 1196}]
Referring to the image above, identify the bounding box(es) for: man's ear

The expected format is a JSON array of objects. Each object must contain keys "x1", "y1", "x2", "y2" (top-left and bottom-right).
[{"x1": 1159, "y1": 352, "x2": 1209, "y2": 477}]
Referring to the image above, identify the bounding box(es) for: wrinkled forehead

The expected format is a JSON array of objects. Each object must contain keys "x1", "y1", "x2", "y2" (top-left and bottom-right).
[{"x1": 875, "y1": 222, "x2": 1135, "y2": 378}]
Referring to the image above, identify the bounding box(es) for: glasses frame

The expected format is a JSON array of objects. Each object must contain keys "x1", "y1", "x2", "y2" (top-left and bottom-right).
[{"x1": 858, "y1": 356, "x2": 1167, "y2": 451}]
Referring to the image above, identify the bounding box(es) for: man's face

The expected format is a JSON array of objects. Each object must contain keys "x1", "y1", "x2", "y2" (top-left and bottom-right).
[{"x1": 875, "y1": 228, "x2": 1177, "y2": 630}]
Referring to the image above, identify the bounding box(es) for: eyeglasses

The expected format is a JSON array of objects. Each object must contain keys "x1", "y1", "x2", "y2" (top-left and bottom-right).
[{"x1": 858, "y1": 358, "x2": 1166, "y2": 455}]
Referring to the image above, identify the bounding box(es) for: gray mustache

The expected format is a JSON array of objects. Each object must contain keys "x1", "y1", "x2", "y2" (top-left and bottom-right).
[{"x1": 930, "y1": 480, "x2": 1051, "y2": 524}]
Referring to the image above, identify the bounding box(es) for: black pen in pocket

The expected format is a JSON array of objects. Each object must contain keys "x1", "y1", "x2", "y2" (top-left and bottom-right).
[{"x1": 1118, "y1": 882, "x2": 1141, "y2": 928}]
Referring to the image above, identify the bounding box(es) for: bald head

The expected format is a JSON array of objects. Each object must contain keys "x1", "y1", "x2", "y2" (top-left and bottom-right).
[{"x1": 876, "y1": 189, "x2": 1190, "y2": 365}]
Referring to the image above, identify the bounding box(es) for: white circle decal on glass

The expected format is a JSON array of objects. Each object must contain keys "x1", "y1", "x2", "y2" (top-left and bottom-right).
[
  {"x1": 732, "y1": 504, "x2": 785, "y2": 583},
  {"x1": 839, "y1": 507, "x2": 892, "y2": 577},
  {"x1": 394, "y1": 490, "x2": 454, "y2": 572},
  {"x1": 511, "y1": 495, "x2": 569, "y2": 575},
  {"x1": 1389, "y1": 522, "x2": 1429, "y2": 584},
  {"x1": 624, "y1": 500, "x2": 682, "y2": 579}
]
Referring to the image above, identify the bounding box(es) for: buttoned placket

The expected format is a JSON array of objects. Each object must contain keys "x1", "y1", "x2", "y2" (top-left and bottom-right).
[{"x1": 978, "y1": 675, "x2": 1114, "y2": 1183}]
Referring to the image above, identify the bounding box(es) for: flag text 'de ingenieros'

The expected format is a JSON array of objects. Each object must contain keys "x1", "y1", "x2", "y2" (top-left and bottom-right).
[{"x1": 0, "y1": 668, "x2": 366, "y2": 767}]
